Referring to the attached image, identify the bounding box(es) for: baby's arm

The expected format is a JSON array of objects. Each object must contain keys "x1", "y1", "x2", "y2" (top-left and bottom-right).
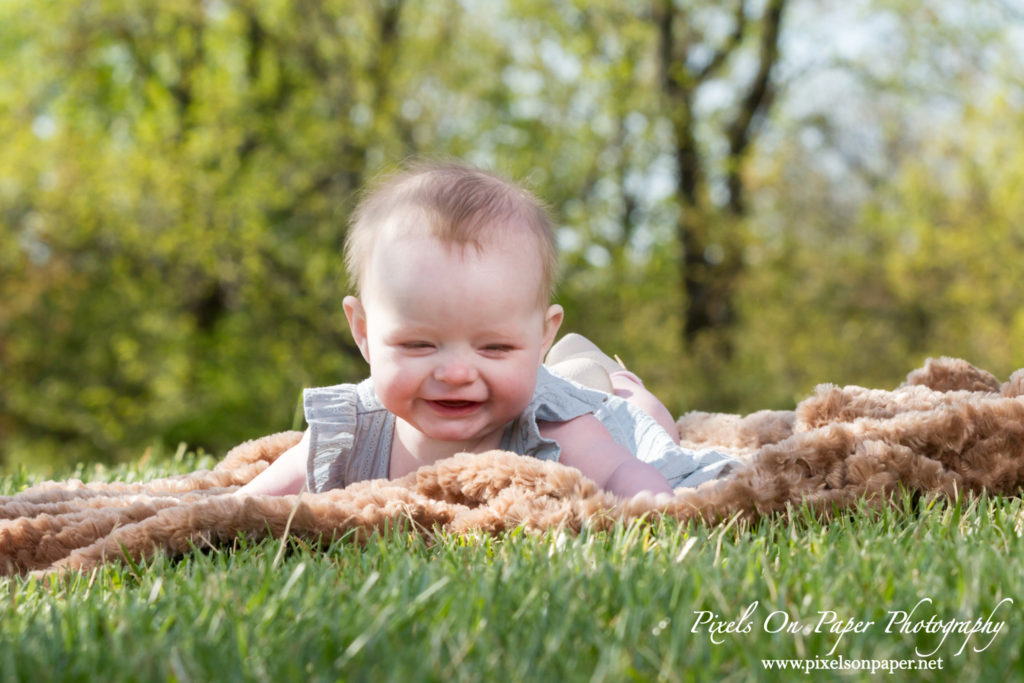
[
  {"x1": 539, "y1": 416, "x2": 673, "y2": 498},
  {"x1": 235, "y1": 430, "x2": 310, "y2": 496}
]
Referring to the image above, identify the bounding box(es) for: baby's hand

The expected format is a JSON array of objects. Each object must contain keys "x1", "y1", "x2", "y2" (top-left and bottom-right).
[{"x1": 628, "y1": 490, "x2": 674, "y2": 507}]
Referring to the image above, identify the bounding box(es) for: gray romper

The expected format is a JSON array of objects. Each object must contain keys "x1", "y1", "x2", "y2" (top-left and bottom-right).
[{"x1": 304, "y1": 366, "x2": 737, "y2": 493}]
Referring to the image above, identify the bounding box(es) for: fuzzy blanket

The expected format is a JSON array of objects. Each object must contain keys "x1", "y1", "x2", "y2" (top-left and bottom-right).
[{"x1": 3, "y1": 357, "x2": 1024, "y2": 578}]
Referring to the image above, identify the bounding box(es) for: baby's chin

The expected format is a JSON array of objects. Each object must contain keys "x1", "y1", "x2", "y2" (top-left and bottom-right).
[{"x1": 408, "y1": 415, "x2": 519, "y2": 450}]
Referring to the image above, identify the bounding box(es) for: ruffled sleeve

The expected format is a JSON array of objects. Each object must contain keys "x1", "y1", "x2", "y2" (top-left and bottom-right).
[
  {"x1": 514, "y1": 366, "x2": 738, "y2": 489},
  {"x1": 501, "y1": 367, "x2": 611, "y2": 461},
  {"x1": 303, "y1": 379, "x2": 392, "y2": 492}
]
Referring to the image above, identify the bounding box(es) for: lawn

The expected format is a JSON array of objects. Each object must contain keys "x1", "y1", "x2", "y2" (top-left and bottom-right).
[{"x1": 1, "y1": 454, "x2": 1021, "y2": 682}]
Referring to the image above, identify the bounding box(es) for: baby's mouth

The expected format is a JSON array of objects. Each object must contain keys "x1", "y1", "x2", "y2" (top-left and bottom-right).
[{"x1": 428, "y1": 399, "x2": 483, "y2": 414}]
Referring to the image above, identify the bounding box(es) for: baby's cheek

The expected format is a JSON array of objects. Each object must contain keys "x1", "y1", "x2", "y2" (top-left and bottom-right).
[
  {"x1": 370, "y1": 364, "x2": 416, "y2": 410},
  {"x1": 504, "y1": 375, "x2": 538, "y2": 410}
]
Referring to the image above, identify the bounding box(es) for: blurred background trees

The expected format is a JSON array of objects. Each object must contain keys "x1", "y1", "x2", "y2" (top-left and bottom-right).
[{"x1": 2, "y1": 0, "x2": 1023, "y2": 472}]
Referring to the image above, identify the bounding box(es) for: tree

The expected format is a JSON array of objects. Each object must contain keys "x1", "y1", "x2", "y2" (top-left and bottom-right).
[
  {"x1": 655, "y1": 0, "x2": 788, "y2": 347},
  {"x1": 730, "y1": 0, "x2": 1024, "y2": 399},
  {"x1": 0, "y1": 0, "x2": 499, "y2": 468},
  {"x1": 4, "y1": 0, "x2": 1024, "y2": 471}
]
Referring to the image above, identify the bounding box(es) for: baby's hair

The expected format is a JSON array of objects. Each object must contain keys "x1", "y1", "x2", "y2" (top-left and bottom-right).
[{"x1": 345, "y1": 160, "x2": 558, "y2": 302}]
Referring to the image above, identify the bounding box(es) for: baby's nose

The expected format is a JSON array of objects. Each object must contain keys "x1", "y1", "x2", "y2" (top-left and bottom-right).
[{"x1": 433, "y1": 355, "x2": 478, "y2": 385}]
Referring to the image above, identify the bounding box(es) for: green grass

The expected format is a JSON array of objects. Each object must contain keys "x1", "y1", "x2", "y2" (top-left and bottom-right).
[{"x1": 2, "y1": 457, "x2": 1022, "y2": 682}]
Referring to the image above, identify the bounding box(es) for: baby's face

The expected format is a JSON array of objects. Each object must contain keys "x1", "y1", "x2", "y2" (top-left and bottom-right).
[{"x1": 344, "y1": 228, "x2": 563, "y2": 450}]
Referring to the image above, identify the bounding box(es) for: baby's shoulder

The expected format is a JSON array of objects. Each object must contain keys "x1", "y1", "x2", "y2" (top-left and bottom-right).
[
  {"x1": 538, "y1": 413, "x2": 635, "y2": 486},
  {"x1": 537, "y1": 413, "x2": 612, "y2": 448},
  {"x1": 531, "y1": 366, "x2": 610, "y2": 421}
]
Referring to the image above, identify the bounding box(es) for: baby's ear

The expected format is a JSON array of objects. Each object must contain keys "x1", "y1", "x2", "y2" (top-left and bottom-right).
[
  {"x1": 541, "y1": 304, "x2": 564, "y2": 356},
  {"x1": 343, "y1": 295, "x2": 371, "y2": 363}
]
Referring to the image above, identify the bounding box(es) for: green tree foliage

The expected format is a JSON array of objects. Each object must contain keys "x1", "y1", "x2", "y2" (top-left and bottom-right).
[
  {"x1": 2, "y1": 0, "x2": 1024, "y2": 472},
  {"x1": 1, "y1": 0, "x2": 508, "y2": 469},
  {"x1": 722, "y1": 0, "x2": 1024, "y2": 408},
  {"x1": 730, "y1": 94, "x2": 1024, "y2": 406}
]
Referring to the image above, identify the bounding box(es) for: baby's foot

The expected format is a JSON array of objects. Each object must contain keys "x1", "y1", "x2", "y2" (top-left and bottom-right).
[
  {"x1": 545, "y1": 333, "x2": 626, "y2": 374},
  {"x1": 546, "y1": 333, "x2": 633, "y2": 393},
  {"x1": 546, "y1": 357, "x2": 614, "y2": 393}
]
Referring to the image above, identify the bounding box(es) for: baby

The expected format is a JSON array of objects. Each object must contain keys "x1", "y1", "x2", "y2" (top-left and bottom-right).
[{"x1": 240, "y1": 162, "x2": 735, "y2": 499}]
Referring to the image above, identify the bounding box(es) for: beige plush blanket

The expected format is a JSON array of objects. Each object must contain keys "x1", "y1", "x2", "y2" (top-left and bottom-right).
[{"x1": 3, "y1": 357, "x2": 1024, "y2": 578}]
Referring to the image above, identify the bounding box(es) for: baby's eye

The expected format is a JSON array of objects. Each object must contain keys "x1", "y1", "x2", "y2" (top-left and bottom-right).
[
  {"x1": 482, "y1": 344, "x2": 514, "y2": 354},
  {"x1": 401, "y1": 341, "x2": 434, "y2": 350}
]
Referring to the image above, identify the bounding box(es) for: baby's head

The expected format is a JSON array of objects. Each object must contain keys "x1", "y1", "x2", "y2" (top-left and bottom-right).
[
  {"x1": 344, "y1": 161, "x2": 558, "y2": 305},
  {"x1": 342, "y1": 162, "x2": 564, "y2": 451}
]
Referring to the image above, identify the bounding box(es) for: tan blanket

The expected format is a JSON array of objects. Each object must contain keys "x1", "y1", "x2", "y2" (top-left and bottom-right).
[{"x1": 3, "y1": 357, "x2": 1023, "y2": 578}]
